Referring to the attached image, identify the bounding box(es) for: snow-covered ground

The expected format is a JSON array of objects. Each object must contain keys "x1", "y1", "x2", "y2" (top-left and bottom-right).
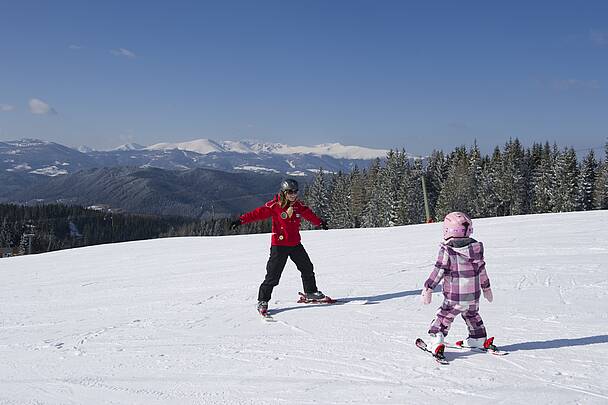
[{"x1": 1, "y1": 211, "x2": 607, "y2": 404}]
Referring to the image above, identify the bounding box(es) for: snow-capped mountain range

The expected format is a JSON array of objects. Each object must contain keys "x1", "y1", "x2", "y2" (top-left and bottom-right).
[
  {"x1": 145, "y1": 139, "x2": 390, "y2": 160},
  {"x1": 0, "y1": 138, "x2": 392, "y2": 177}
]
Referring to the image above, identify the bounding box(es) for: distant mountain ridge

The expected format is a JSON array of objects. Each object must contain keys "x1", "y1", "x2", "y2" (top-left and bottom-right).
[
  {"x1": 0, "y1": 137, "x2": 394, "y2": 217},
  {"x1": 0, "y1": 166, "x2": 285, "y2": 218},
  {"x1": 145, "y1": 139, "x2": 390, "y2": 160},
  {"x1": 0, "y1": 138, "x2": 392, "y2": 177}
]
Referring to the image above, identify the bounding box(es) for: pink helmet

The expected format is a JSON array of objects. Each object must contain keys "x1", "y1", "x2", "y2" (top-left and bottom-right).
[{"x1": 443, "y1": 212, "x2": 473, "y2": 240}]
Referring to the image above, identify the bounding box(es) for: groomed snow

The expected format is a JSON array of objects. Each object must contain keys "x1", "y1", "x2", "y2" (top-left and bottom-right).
[{"x1": 1, "y1": 211, "x2": 607, "y2": 404}]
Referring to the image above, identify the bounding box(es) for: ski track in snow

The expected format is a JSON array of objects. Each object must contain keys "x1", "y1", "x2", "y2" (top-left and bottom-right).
[{"x1": 1, "y1": 211, "x2": 607, "y2": 404}]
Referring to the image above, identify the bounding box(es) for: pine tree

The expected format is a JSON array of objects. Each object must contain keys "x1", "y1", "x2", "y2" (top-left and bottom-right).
[
  {"x1": 425, "y1": 150, "x2": 448, "y2": 221},
  {"x1": 578, "y1": 150, "x2": 597, "y2": 211},
  {"x1": 349, "y1": 167, "x2": 366, "y2": 227},
  {"x1": 435, "y1": 147, "x2": 474, "y2": 218},
  {"x1": 496, "y1": 139, "x2": 526, "y2": 216},
  {"x1": 402, "y1": 159, "x2": 426, "y2": 224},
  {"x1": 468, "y1": 142, "x2": 483, "y2": 217},
  {"x1": 328, "y1": 172, "x2": 354, "y2": 228},
  {"x1": 552, "y1": 147, "x2": 579, "y2": 212},
  {"x1": 0, "y1": 217, "x2": 12, "y2": 248},
  {"x1": 303, "y1": 169, "x2": 330, "y2": 229},
  {"x1": 476, "y1": 155, "x2": 499, "y2": 218},
  {"x1": 593, "y1": 141, "x2": 608, "y2": 209},
  {"x1": 531, "y1": 142, "x2": 555, "y2": 213},
  {"x1": 384, "y1": 150, "x2": 408, "y2": 226},
  {"x1": 361, "y1": 160, "x2": 392, "y2": 227}
]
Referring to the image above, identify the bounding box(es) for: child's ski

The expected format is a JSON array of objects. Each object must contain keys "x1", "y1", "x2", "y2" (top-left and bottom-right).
[
  {"x1": 452, "y1": 337, "x2": 509, "y2": 355},
  {"x1": 415, "y1": 338, "x2": 449, "y2": 365}
]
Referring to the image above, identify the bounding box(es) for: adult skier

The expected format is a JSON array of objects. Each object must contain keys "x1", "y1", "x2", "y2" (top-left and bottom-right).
[{"x1": 230, "y1": 179, "x2": 331, "y2": 317}]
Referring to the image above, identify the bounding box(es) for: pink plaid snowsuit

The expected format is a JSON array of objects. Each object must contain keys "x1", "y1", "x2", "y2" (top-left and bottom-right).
[{"x1": 425, "y1": 239, "x2": 490, "y2": 339}]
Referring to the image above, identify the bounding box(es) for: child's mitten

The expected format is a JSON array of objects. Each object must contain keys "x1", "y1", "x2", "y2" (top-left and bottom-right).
[
  {"x1": 483, "y1": 287, "x2": 493, "y2": 303},
  {"x1": 421, "y1": 287, "x2": 432, "y2": 305}
]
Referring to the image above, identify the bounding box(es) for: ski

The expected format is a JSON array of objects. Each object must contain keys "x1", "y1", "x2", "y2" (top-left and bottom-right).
[
  {"x1": 258, "y1": 308, "x2": 276, "y2": 322},
  {"x1": 257, "y1": 303, "x2": 276, "y2": 322},
  {"x1": 452, "y1": 337, "x2": 509, "y2": 356},
  {"x1": 297, "y1": 292, "x2": 337, "y2": 304},
  {"x1": 415, "y1": 338, "x2": 449, "y2": 365},
  {"x1": 260, "y1": 313, "x2": 276, "y2": 322}
]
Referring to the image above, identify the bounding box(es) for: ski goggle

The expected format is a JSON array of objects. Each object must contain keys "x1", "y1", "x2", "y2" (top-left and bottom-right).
[{"x1": 285, "y1": 189, "x2": 298, "y2": 195}]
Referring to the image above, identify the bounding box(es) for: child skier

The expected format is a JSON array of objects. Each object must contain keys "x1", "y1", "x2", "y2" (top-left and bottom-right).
[
  {"x1": 230, "y1": 179, "x2": 331, "y2": 317},
  {"x1": 421, "y1": 212, "x2": 495, "y2": 357}
]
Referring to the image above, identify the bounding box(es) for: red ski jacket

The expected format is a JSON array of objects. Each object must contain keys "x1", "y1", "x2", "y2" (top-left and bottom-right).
[{"x1": 239, "y1": 194, "x2": 323, "y2": 246}]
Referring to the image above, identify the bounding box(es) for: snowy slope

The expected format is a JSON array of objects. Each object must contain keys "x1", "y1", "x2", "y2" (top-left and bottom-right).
[{"x1": 1, "y1": 211, "x2": 607, "y2": 405}]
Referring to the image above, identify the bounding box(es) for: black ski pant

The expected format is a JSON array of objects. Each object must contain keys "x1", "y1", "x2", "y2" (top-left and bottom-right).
[{"x1": 258, "y1": 243, "x2": 318, "y2": 302}]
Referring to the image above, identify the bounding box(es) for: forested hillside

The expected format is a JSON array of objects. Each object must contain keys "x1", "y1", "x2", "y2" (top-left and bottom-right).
[{"x1": 301, "y1": 140, "x2": 607, "y2": 229}]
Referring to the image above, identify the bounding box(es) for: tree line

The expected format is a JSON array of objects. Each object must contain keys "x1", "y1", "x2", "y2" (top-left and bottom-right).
[
  {"x1": 301, "y1": 139, "x2": 607, "y2": 229},
  {"x1": 0, "y1": 203, "x2": 271, "y2": 256},
  {"x1": 2, "y1": 139, "x2": 606, "y2": 256}
]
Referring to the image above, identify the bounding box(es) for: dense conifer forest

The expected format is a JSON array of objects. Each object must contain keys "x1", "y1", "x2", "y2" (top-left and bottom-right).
[{"x1": 300, "y1": 139, "x2": 607, "y2": 229}]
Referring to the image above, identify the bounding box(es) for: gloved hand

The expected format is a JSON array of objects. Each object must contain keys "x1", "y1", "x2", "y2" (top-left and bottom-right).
[
  {"x1": 230, "y1": 219, "x2": 241, "y2": 230},
  {"x1": 320, "y1": 220, "x2": 329, "y2": 230},
  {"x1": 483, "y1": 287, "x2": 493, "y2": 303},
  {"x1": 421, "y1": 287, "x2": 432, "y2": 305}
]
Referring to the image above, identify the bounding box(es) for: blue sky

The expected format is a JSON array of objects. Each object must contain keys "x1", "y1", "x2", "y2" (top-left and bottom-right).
[{"x1": 0, "y1": 1, "x2": 606, "y2": 155}]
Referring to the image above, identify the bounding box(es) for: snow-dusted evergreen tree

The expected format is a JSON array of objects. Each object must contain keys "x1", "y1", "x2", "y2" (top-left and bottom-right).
[
  {"x1": 401, "y1": 159, "x2": 426, "y2": 224},
  {"x1": 361, "y1": 159, "x2": 392, "y2": 227},
  {"x1": 551, "y1": 147, "x2": 579, "y2": 212},
  {"x1": 395, "y1": 164, "x2": 412, "y2": 225},
  {"x1": 578, "y1": 150, "x2": 597, "y2": 211},
  {"x1": 435, "y1": 147, "x2": 475, "y2": 218},
  {"x1": 468, "y1": 142, "x2": 484, "y2": 217},
  {"x1": 424, "y1": 150, "x2": 448, "y2": 220},
  {"x1": 531, "y1": 142, "x2": 555, "y2": 213},
  {"x1": 303, "y1": 169, "x2": 331, "y2": 229},
  {"x1": 521, "y1": 146, "x2": 537, "y2": 214},
  {"x1": 385, "y1": 150, "x2": 408, "y2": 226},
  {"x1": 593, "y1": 142, "x2": 608, "y2": 209},
  {"x1": 496, "y1": 139, "x2": 526, "y2": 216},
  {"x1": 476, "y1": 154, "x2": 499, "y2": 218},
  {"x1": 18, "y1": 233, "x2": 28, "y2": 255},
  {"x1": 348, "y1": 167, "x2": 366, "y2": 227},
  {"x1": 0, "y1": 217, "x2": 12, "y2": 248},
  {"x1": 328, "y1": 171, "x2": 354, "y2": 228}
]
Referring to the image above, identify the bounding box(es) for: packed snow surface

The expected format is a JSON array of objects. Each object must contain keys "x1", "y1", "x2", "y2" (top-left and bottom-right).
[{"x1": 1, "y1": 211, "x2": 607, "y2": 404}]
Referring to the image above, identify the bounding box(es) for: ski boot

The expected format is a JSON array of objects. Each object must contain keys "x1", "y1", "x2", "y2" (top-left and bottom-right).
[
  {"x1": 257, "y1": 301, "x2": 269, "y2": 316},
  {"x1": 297, "y1": 291, "x2": 336, "y2": 304},
  {"x1": 429, "y1": 333, "x2": 446, "y2": 357}
]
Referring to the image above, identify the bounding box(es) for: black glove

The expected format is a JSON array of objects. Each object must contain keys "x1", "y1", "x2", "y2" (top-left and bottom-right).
[
  {"x1": 230, "y1": 219, "x2": 241, "y2": 230},
  {"x1": 320, "y1": 220, "x2": 329, "y2": 230}
]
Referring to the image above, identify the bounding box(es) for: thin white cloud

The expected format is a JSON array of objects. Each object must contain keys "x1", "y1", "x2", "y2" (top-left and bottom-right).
[
  {"x1": 590, "y1": 30, "x2": 608, "y2": 47},
  {"x1": 69, "y1": 44, "x2": 84, "y2": 50},
  {"x1": 29, "y1": 98, "x2": 57, "y2": 115},
  {"x1": 0, "y1": 104, "x2": 14, "y2": 112},
  {"x1": 552, "y1": 79, "x2": 601, "y2": 91},
  {"x1": 110, "y1": 48, "x2": 137, "y2": 58}
]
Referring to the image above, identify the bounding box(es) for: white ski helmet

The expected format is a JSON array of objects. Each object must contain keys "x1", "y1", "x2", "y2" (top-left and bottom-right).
[{"x1": 443, "y1": 212, "x2": 473, "y2": 240}]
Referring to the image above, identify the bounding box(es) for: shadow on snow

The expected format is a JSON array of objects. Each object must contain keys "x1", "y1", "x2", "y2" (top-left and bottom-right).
[
  {"x1": 499, "y1": 335, "x2": 608, "y2": 352},
  {"x1": 269, "y1": 289, "x2": 421, "y2": 315}
]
